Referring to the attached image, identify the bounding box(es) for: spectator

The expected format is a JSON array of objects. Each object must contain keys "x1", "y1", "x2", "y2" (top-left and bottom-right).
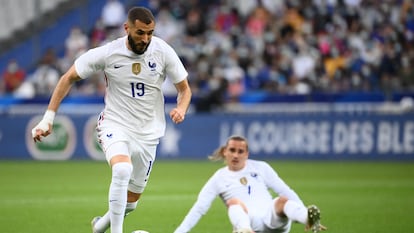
[
  {"x1": 101, "y1": 0, "x2": 126, "y2": 37},
  {"x1": 214, "y1": 5, "x2": 239, "y2": 34},
  {"x1": 195, "y1": 68, "x2": 229, "y2": 112},
  {"x1": 245, "y1": 5, "x2": 271, "y2": 54},
  {"x1": 224, "y1": 64, "x2": 245, "y2": 102},
  {"x1": 29, "y1": 48, "x2": 61, "y2": 97},
  {"x1": 1, "y1": 59, "x2": 26, "y2": 95},
  {"x1": 230, "y1": 0, "x2": 257, "y2": 20},
  {"x1": 60, "y1": 26, "x2": 89, "y2": 71},
  {"x1": 89, "y1": 19, "x2": 107, "y2": 48},
  {"x1": 154, "y1": 8, "x2": 182, "y2": 43},
  {"x1": 65, "y1": 26, "x2": 89, "y2": 60},
  {"x1": 184, "y1": 7, "x2": 207, "y2": 38}
]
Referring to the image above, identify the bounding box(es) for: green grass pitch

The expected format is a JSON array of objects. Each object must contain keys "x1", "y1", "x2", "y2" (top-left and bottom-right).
[{"x1": 0, "y1": 160, "x2": 413, "y2": 233}]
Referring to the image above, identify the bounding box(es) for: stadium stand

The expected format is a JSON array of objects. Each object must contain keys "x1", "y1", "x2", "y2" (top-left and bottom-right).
[
  {"x1": 0, "y1": 0, "x2": 77, "y2": 43},
  {"x1": 0, "y1": 0, "x2": 90, "y2": 71},
  {"x1": 0, "y1": 0, "x2": 413, "y2": 114}
]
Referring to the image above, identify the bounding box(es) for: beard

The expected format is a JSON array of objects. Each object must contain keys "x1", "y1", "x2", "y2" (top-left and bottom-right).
[{"x1": 128, "y1": 35, "x2": 150, "y2": 55}]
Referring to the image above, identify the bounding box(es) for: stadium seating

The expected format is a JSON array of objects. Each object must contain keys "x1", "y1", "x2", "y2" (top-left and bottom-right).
[{"x1": 0, "y1": 0, "x2": 68, "y2": 40}]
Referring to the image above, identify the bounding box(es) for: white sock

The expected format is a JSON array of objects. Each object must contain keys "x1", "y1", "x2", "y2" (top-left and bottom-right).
[
  {"x1": 94, "y1": 212, "x2": 110, "y2": 232},
  {"x1": 125, "y1": 201, "x2": 138, "y2": 216},
  {"x1": 94, "y1": 201, "x2": 138, "y2": 232},
  {"x1": 228, "y1": 205, "x2": 252, "y2": 230},
  {"x1": 108, "y1": 162, "x2": 132, "y2": 233},
  {"x1": 283, "y1": 200, "x2": 308, "y2": 224}
]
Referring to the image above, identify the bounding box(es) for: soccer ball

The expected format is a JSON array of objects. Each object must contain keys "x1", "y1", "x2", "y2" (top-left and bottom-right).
[{"x1": 131, "y1": 231, "x2": 149, "y2": 233}]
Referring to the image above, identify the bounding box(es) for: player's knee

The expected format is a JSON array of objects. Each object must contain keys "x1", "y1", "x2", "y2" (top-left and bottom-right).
[
  {"x1": 226, "y1": 198, "x2": 248, "y2": 213},
  {"x1": 112, "y1": 162, "x2": 133, "y2": 185},
  {"x1": 275, "y1": 196, "x2": 289, "y2": 216},
  {"x1": 226, "y1": 198, "x2": 242, "y2": 206}
]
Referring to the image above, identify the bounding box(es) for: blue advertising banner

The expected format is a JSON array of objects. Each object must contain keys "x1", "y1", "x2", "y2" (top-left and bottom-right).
[{"x1": 1, "y1": 112, "x2": 413, "y2": 160}]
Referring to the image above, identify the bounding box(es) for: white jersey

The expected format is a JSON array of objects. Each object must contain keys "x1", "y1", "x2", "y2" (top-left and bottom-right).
[
  {"x1": 74, "y1": 36, "x2": 188, "y2": 140},
  {"x1": 174, "y1": 160, "x2": 304, "y2": 233}
]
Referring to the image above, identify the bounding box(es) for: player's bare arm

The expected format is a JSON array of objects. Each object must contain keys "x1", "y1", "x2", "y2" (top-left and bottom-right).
[
  {"x1": 170, "y1": 79, "x2": 192, "y2": 124},
  {"x1": 48, "y1": 65, "x2": 82, "y2": 112},
  {"x1": 32, "y1": 65, "x2": 81, "y2": 142}
]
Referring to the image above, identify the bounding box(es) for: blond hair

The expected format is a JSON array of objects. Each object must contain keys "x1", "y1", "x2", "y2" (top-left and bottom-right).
[{"x1": 208, "y1": 135, "x2": 248, "y2": 161}]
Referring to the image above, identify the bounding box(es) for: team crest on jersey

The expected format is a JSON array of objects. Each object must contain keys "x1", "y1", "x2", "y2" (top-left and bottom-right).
[
  {"x1": 148, "y1": 61, "x2": 156, "y2": 71},
  {"x1": 240, "y1": 177, "x2": 248, "y2": 185},
  {"x1": 132, "y1": 63, "x2": 141, "y2": 75}
]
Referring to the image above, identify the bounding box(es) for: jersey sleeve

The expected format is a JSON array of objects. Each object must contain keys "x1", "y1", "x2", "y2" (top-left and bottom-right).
[
  {"x1": 261, "y1": 161, "x2": 305, "y2": 206},
  {"x1": 174, "y1": 173, "x2": 220, "y2": 233},
  {"x1": 163, "y1": 42, "x2": 188, "y2": 84},
  {"x1": 74, "y1": 46, "x2": 107, "y2": 79}
]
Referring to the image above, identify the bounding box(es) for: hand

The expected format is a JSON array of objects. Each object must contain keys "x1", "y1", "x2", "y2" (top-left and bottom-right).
[
  {"x1": 31, "y1": 110, "x2": 55, "y2": 142},
  {"x1": 169, "y1": 107, "x2": 185, "y2": 124},
  {"x1": 32, "y1": 119, "x2": 53, "y2": 142}
]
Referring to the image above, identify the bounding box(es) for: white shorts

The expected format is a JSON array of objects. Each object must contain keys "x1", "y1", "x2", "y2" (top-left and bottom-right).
[
  {"x1": 252, "y1": 198, "x2": 292, "y2": 233},
  {"x1": 97, "y1": 124, "x2": 159, "y2": 194}
]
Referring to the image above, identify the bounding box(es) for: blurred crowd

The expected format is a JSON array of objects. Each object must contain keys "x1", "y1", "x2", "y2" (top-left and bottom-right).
[{"x1": 2, "y1": 0, "x2": 414, "y2": 111}]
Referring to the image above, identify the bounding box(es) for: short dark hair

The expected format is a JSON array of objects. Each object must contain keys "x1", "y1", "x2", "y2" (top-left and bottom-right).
[{"x1": 127, "y1": 7, "x2": 155, "y2": 24}]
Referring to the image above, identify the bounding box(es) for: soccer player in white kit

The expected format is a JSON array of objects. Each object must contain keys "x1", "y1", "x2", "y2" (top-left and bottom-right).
[
  {"x1": 174, "y1": 136, "x2": 327, "y2": 233},
  {"x1": 31, "y1": 7, "x2": 192, "y2": 233}
]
